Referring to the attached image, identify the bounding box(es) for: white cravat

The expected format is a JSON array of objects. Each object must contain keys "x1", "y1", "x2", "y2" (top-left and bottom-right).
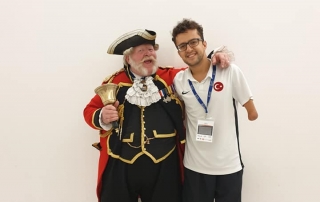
[{"x1": 125, "y1": 76, "x2": 161, "y2": 107}]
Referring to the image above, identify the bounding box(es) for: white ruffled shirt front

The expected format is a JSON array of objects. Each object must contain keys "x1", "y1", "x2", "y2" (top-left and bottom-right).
[
  {"x1": 99, "y1": 73, "x2": 161, "y2": 130},
  {"x1": 125, "y1": 76, "x2": 161, "y2": 107}
]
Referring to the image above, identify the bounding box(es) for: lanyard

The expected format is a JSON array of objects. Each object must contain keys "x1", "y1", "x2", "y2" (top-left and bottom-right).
[{"x1": 188, "y1": 65, "x2": 216, "y2": 114}]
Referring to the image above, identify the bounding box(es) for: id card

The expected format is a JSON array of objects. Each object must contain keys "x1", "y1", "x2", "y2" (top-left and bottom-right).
[{"x1": 196, "y1": 119, "x2": 214, "y2": 142}]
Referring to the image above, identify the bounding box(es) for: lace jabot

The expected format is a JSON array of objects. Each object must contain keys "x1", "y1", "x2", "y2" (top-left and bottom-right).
[{"x1": 125, "y1": 76, "x2": 161, "y2": 107}]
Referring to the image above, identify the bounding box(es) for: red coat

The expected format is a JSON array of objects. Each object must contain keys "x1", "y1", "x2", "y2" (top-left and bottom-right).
[{"x1": 83, "y1": 66, "x2": 186, "y2": 201}]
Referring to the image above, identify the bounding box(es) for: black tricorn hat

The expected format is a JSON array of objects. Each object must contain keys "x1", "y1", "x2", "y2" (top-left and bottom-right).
[{"x1": 107, "y1": 29, "x2": 159, "y2": 55}]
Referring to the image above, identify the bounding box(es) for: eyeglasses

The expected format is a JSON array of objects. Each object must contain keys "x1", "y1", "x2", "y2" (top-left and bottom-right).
[{"x1": 176, "y1": 38, "x2": 203, "y2": 52}]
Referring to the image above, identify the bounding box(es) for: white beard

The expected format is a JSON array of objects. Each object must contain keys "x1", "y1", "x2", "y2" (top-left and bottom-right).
[{"x1": 128, "y1": 56, "x2": 158, "y2": 77}]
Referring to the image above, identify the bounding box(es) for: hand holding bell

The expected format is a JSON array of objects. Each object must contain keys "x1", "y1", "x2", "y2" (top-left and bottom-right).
[
  {"x1": 94, "y1": 83, "x2": 119, "y2": 131},
  {"x1": 100, "y1": 101, "x2": 119, "y2": 125}
]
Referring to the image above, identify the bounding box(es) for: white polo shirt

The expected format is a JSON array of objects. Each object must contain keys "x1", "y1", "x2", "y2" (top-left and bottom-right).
[{"x1": 173, "y1": 63, "x2": 253, "y2": 175}]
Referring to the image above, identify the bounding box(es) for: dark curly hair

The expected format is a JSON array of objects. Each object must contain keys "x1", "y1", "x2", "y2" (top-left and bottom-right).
[{"x1": 171, "y1": 19, "x2": 204, "y2": 45}]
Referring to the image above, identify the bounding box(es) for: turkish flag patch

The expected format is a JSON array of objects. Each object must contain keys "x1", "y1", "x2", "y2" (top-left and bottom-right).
[{"x1": 214, "y1": 82, "x2": 223, "y2": 92}]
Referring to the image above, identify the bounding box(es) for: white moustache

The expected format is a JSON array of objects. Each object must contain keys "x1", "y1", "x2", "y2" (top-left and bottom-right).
[{"x1": 142, "y1": 56, "x2": 156, "y2": 63}]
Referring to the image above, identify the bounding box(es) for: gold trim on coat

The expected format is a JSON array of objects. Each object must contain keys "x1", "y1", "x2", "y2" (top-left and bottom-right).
[
  {"x1": 144, "y1": 146, "x2": 176, "y2": 163},
  {"x1": 153, "y1": 130, "x2": 176, "y2": 138},
  {"x1": 122, "y1": 133, "x2": 134, "y2": 142},
  {"x1": 92, "y1": 109, "x2": 103, "y2": 130},
  {"x1": 154, "y1": 75, "x2": 184, "y2": 108},
  {"x1": 100, "y1": 130, "x2": 112, "y2": 138}
]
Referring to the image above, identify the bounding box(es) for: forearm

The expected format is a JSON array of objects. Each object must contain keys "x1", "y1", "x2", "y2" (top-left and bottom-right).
[
  {"x1": 243, "y1": 99, "x2": 258, "y2": 121},
  {"x1": 213, "y1": 46, "x2": 235, "y2": 62},
  {"x1": 83, "y1": 95, "x2": 105, "y2": 130}
]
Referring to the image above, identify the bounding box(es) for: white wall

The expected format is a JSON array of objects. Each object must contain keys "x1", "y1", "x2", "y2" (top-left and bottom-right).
[{"x1": 1, "y1": 0, "x2": 319, "y2": 201}]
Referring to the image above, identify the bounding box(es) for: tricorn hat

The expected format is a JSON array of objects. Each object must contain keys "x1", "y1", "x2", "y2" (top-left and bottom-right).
[{"x1": 107, "y1": 29, "x2": 159, "y2": 55}]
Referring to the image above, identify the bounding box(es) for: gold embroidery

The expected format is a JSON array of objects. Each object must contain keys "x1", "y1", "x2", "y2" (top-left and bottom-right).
[
  {"x1": 100, "y1": 130, "x2": 112, "y2": 138},
  {"x1": 92, "y1": 109, "x2": 103, "y2": 130},
  {"x1": 122, "y1": 133, "x2": 134, "y2": 142},
  {"x1": 153, "y1": 130, "x2": 176, "y2": 138},
  {"x1": 102, "y1": 68, "x2": 125, "y2": 83},
  {"x1": 118, "y1": 82, "x2": 133, "y2": 87},
  {"x1": 107, "y1": 30, "x2": 156, "y2": 54},
  {"x1": 144, "y1": 146, "x2": 176, "y2": 163}
]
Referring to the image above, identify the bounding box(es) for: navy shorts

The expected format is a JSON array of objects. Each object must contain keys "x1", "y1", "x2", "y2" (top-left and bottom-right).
[{"x1": 182, "y1": 167, "x2": 243, "y2": 202}]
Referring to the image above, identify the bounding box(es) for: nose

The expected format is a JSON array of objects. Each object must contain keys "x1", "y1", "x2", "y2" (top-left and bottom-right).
[
  {"x1": 144, "y1": 51, "x2": 150, "y2": 56},
  {"x1": 185, "y1": 43, "x2": 193, "y2": 52}
]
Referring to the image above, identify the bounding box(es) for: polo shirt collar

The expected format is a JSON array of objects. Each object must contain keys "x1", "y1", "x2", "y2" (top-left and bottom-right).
[{"x1": 186, "y1": 63, "x2": 213, "y2": 82}]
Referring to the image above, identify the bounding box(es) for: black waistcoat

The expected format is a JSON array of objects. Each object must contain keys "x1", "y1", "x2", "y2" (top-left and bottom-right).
[{"x1": 107, "y1": 78, "x2": 184, "y2": 164}]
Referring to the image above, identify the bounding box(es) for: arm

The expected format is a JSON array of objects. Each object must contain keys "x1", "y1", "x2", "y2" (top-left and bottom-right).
[
  {"x1": 209, "y1": 46, "x2": 235, "y2": 68},
  {"x1": 243, "y1": 99, "x2": 258, "y2": 121},
  {"x1": 83, "y1": 94, "x2": 119, "y2": 130},
  {"x1": 230, "y1": 64, "x2": 258, "y2": 121}
]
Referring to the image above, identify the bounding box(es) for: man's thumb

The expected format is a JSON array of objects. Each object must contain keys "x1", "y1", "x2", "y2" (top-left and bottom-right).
[
  {"x1": 211, "y1": 57, "x2": 217, "y2": 65},
  {"x1": 113, "y1": 100, "x2": 119, "y2": 108}
]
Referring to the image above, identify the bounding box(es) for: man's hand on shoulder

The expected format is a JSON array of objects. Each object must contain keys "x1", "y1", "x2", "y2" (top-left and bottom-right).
[{"x1": 211, "y1": 46, "x2": 235, "y2": 68}]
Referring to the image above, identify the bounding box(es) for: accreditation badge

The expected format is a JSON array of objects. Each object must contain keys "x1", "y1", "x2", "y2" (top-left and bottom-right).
[{"x1": 196, "y1": 119, "x2": 214, "y2": 142}]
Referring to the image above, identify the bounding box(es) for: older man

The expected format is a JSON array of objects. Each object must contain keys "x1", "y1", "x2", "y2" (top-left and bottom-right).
[{"x1": 83, "y1": 29, "x2": 230, "y2": 202}]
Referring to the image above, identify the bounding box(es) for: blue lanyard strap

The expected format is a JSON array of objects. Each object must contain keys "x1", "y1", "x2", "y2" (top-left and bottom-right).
[{"x1": 188, "y1": 65, "x2": 216, "y2": 114}]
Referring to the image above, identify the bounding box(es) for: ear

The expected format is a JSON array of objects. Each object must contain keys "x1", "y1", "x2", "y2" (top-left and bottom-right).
[
  {"x1": 202, "y1": 40, "x2": 207, "y2": 48},
  {"x1": 125, "y1": 55, "x2": 130, "y2": 64}
]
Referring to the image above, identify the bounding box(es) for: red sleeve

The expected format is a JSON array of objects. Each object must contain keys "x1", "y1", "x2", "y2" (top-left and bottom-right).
[
  {"x1": 83, "y1": 71, "x2": 130, "y2": 131},
  {"x1": 157, "y1": 67, "x2": 187, "y2": 85},
  {"x1": 83, "y1": 94, "x2": 104, "y2": 130}
]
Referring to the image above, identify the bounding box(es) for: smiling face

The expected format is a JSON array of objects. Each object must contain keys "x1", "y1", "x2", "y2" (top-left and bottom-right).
[
  {"x1": 126, "y1": 44, "x2": 158, "y2": 77},
  {"x1": 175, "y1": 29, "x2": 207, "y2": 68}
]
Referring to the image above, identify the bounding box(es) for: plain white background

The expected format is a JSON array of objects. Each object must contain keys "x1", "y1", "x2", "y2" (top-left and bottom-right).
[{"x1": 1, "y1": 0, "x2": 319, "y2": 201}]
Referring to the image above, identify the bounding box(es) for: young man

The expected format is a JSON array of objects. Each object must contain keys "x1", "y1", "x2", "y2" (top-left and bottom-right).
[
  {"x1": 172, "y1": 19, "x2": 258, "y2": 202},
  {"x1": 83, "y1": 29, "x2": 231, "y2": 202}
]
